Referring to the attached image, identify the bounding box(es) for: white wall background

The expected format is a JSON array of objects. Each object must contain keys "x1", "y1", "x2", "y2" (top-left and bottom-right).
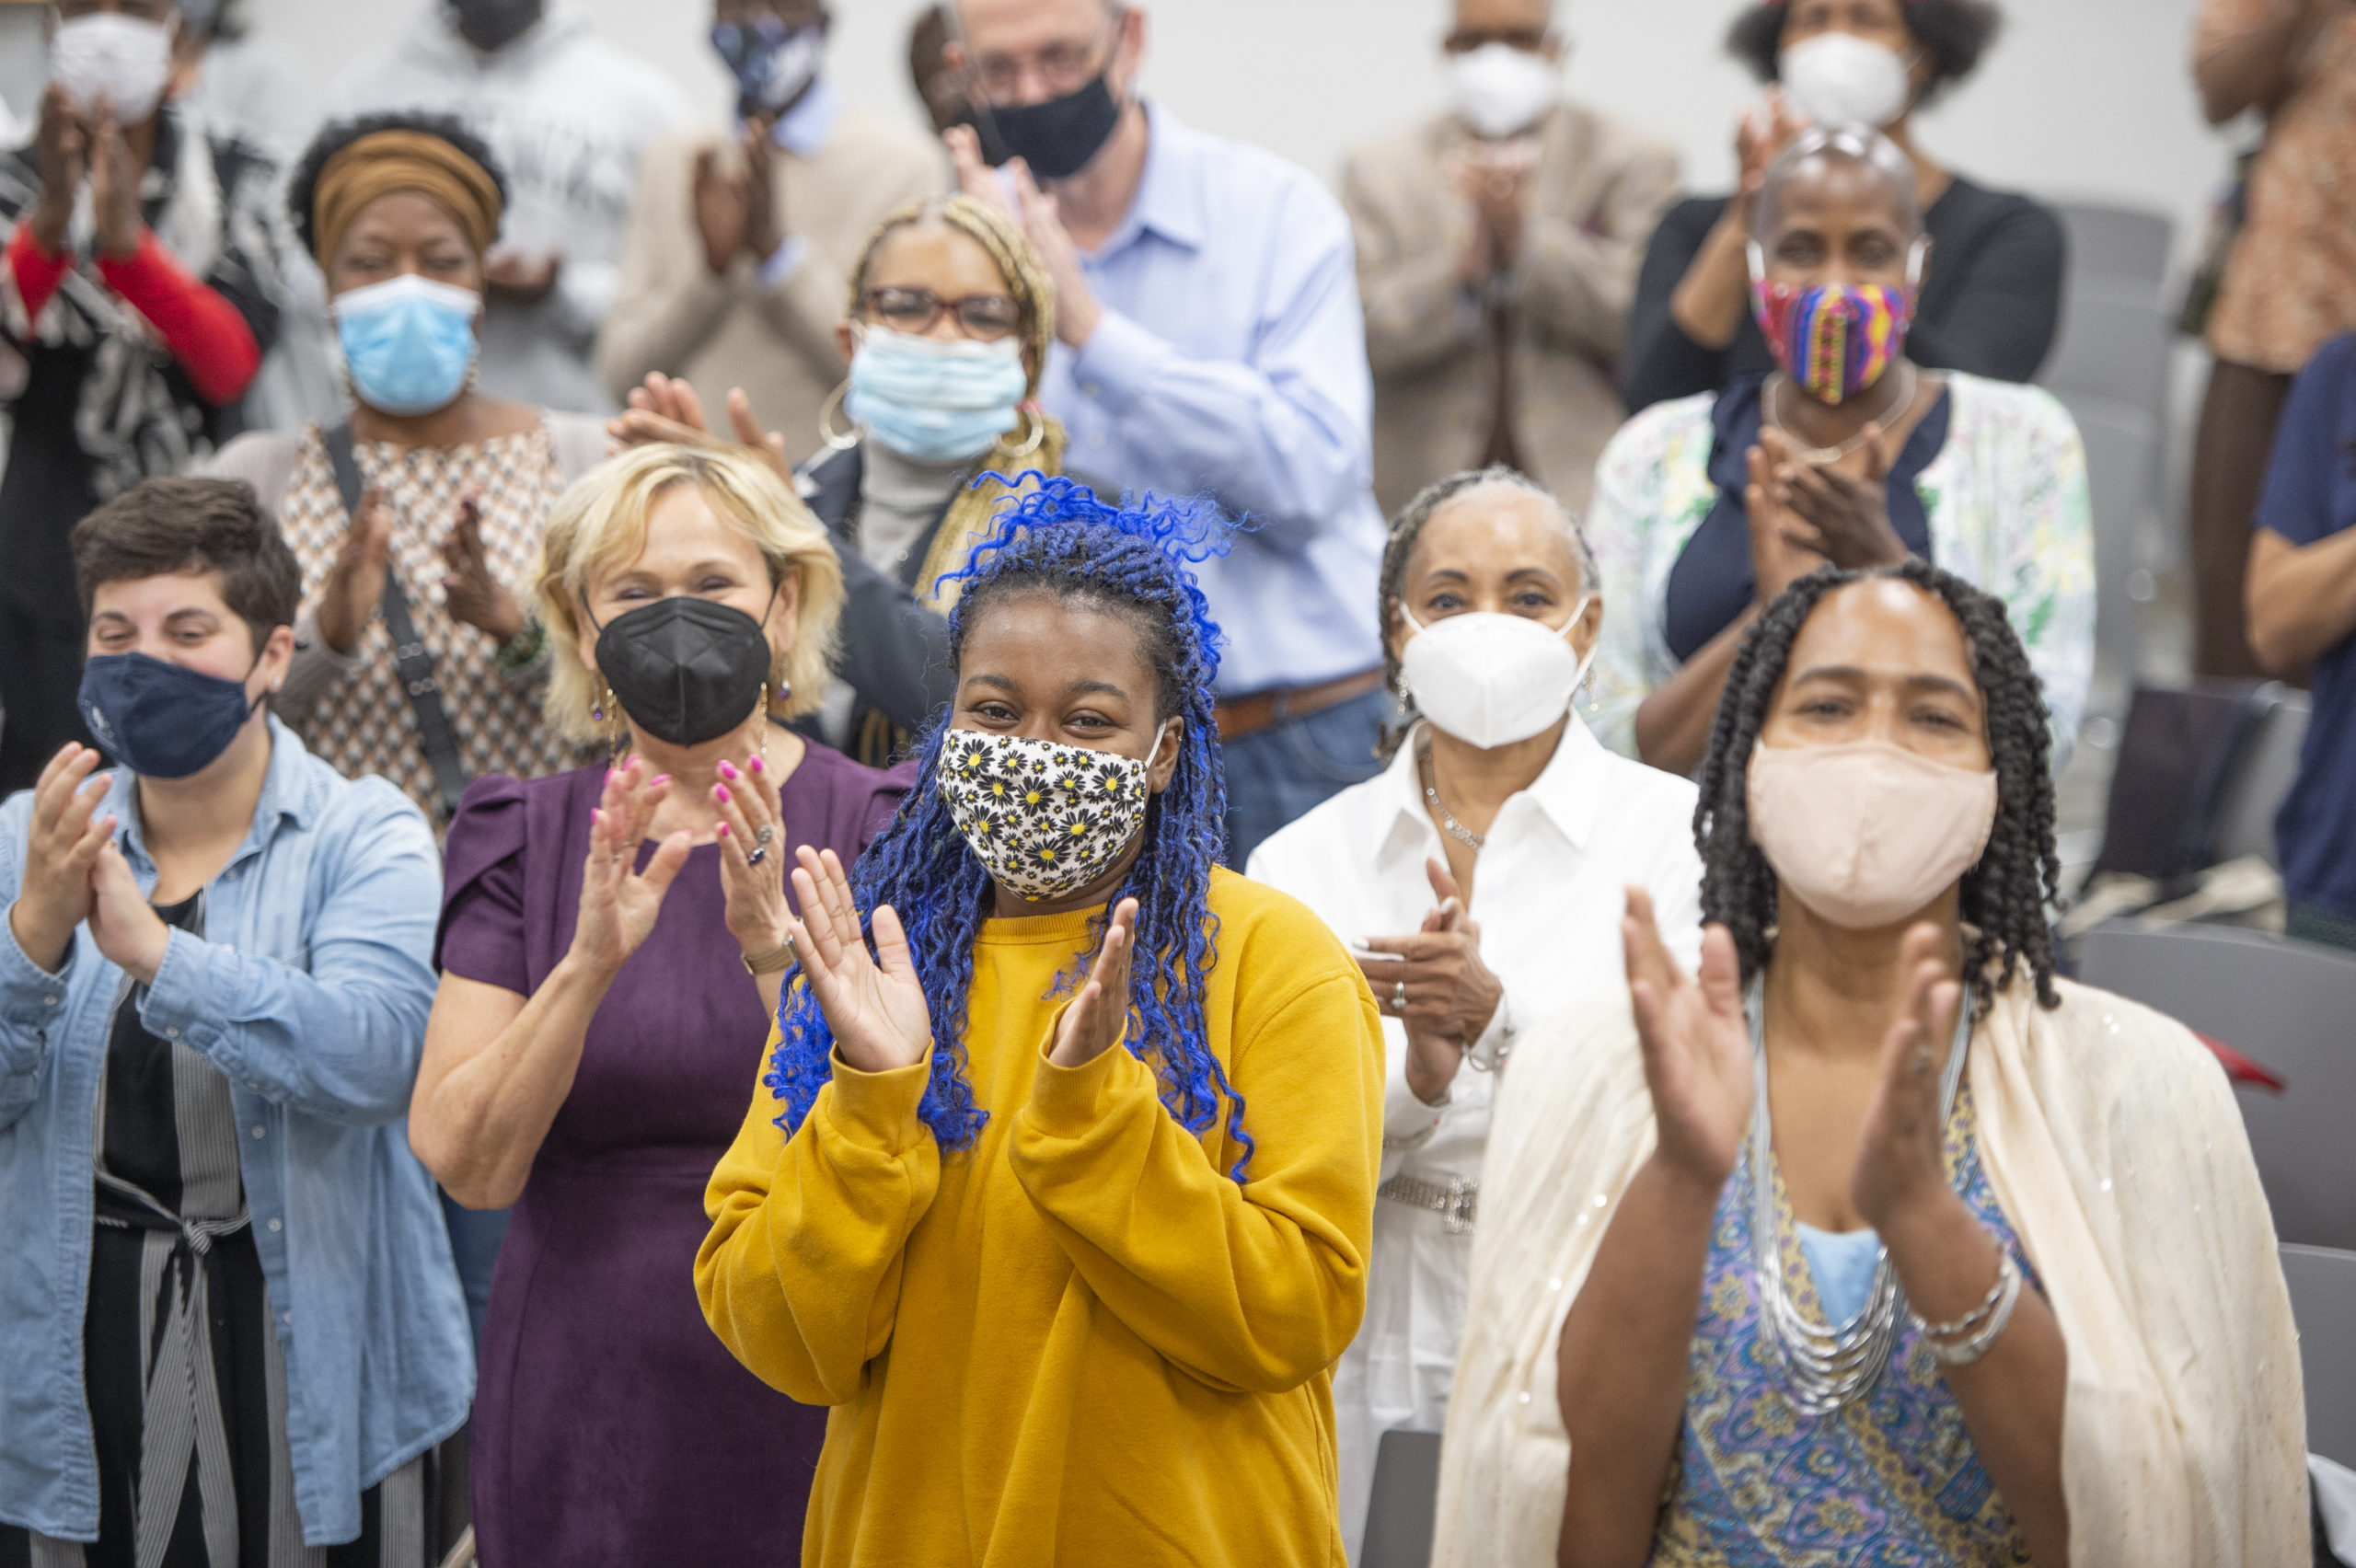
[{"x1": 204, "y1": 0, "x2": 2233, "y2": 264}]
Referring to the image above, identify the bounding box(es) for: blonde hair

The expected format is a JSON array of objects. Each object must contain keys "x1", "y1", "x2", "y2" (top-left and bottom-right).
[
  {"x1": 535, "y1": 444, "x2": 845, "y2": 746},
  {"x1": 847, "y1": 193, "x2": 1057, "y2": 398}
]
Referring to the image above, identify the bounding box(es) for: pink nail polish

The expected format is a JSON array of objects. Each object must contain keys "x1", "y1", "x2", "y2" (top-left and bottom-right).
[
  {"x1": 651, "y1": 775, "x2": 670, "y2": 788},
  {"x1": 747, "y1": 755, "x2": 765, "y2": 774},
  {"x1": 718, "y1": 760, "x2": 739, "y2": 781},
  {"x1": 718, "y1": 822, "x2": 731, "y2": 836},
  {"x1": 714, "y1": 784, "x2": 731, "y2": 803}
]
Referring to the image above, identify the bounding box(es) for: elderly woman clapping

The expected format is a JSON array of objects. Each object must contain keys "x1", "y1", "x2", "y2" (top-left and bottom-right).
[
  {"x1": 1436, "y1": 561, "x2": 2305, "y2": 1568},
  {"x1": 406, "y1": 444, "x2": 911, "y2": 1566},
  {"x1": 1248, "y1": 467, "x2": 1705, "y2": 1560}
]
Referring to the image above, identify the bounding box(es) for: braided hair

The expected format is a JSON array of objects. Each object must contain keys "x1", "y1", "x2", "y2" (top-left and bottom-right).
[
  {"x1": 1692, "y1": 558, "x2": 2062, "y2": 1010},
  {"x1": 763, "y1": 478, "x2": 1258, "y2": 1176}
]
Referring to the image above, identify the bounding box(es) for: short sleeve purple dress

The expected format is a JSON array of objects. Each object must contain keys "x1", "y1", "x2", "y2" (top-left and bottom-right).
[{"x1": 436, "y1": 744, "x2": 912, "y2": 1567}]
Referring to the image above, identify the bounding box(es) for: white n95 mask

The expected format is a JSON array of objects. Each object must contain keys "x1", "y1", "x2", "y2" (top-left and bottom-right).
[
  {"x1": 1448, "y1": 42, "x2": 1563, "y2": 141},
  {"x1": 1779, "y1": 33, "x2": 1913, "y2": 129},
  {"x1": 1399, "y1": 599, "x2": 1593, "y2": 751}
]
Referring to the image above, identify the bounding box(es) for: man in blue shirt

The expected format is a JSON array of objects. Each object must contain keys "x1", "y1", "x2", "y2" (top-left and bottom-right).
[
  {"x1": 949, "y1": 0, "x2": 1391, "y2": 862},
  {"x1": 2246, "y1": 330, "x2": 2356, "y2": 952}
]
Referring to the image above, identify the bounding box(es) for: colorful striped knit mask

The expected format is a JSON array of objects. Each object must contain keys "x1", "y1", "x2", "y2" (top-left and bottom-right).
[{"x1": 1748, "y1": 240, "x2": 1924, "y2": 405}]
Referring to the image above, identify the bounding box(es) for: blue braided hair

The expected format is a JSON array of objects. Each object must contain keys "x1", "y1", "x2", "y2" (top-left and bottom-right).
[{"x1": 762, "y1": 476, "x2": 1257, "y2": 1180}]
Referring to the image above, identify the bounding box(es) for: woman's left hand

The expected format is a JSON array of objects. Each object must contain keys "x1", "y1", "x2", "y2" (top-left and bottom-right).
[
  {"x1": 1851, "y1": 924, "x2": 1970, "y2": 1237},
  {"x1": 711, "y1": 749, "x2": 789, "y2": 960},
  {"x1": 1357, "y1": 858, "x2": 1505, "y2": 1046},
  {"x1": 438, "y1": 495, "x2": 525, "y2": 646},
  {"x1": 87, "y1": 839, "x2": 170, "y2": 986},
  {"x1": 1760, "y1": 424, "x2": 1910, "y2": 571},
  {"x1": 1048, "y1": 897, "x2": 1138, "y2": 1069},
  {"x1": 87, "y1": 105, "x2": 144, "y2": 260}
]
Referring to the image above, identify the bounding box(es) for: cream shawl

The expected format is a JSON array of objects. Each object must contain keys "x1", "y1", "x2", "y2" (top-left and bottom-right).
[{"x1": 1433, "y1": 975, "x2": 2309, "y2": 1566}]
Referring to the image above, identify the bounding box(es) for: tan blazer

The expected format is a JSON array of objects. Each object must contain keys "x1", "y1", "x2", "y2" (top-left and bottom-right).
[
  {"x1": 595, "y1": 105, "x2": 942, "y2": 470},
  {"x1": 1344, "y1": 103, "x2": 1678, "y2": 519}
]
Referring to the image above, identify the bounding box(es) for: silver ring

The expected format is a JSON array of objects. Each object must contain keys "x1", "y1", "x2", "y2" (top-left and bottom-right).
[
  {"x1": 1392, "y1": 980, "x2": 1408, "y2": 1014},
  {"x1": 611, "y1": 851, "x2": 627, "y2": 864},
  {"x1": 745, "y1": 846, "x2": 768, "y2": 866},
  {"x1": 754, "y1": 824, "x2": 775, "y2": 848}
]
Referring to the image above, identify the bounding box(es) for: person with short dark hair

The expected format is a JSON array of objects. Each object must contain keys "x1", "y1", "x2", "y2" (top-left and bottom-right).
[
  {"x1": 1435, "y1": 560, "x2": 2307, "y2": 1567},
  {"x1": 0, "y1": 477, "x2": 467, "y2": 1562},
  {"x1": 1587, "y1": 126, "x2": 2093, "y2": 778},
  {"x1": 1620, "y1": 0, "x2": 2062, "y2": 415},
  {"x1": 0, "y1": 0, "x2": 289, "y2": 795}
]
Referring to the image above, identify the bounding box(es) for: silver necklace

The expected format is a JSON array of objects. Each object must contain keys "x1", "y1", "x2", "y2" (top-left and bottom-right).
[
  {"x1": 1419, "y1": 744, "x2": 1484, "y2": 849},
  {"x1": 1768, "y1": 362, "x2": 1917, "y2": 466},
  {"x1": 1744, "y1": 971, "x2": 1970, "y2": 1415}
]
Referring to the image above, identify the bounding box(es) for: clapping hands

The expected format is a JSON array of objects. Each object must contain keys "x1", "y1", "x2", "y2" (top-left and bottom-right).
[{"x1": 786, "y1": 846, "x2": 933, "y2": 1074}]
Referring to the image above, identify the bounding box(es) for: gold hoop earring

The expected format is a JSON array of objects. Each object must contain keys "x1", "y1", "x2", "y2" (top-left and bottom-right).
[
  {"x1": 817, "y1": 383, "x2": 860, "y2": 452},
  {"x1": 995, "y1": 405, "x2": 1047, "y2": 461}
]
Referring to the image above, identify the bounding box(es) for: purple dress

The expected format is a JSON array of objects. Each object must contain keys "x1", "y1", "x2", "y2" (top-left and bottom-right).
[{"x1": 435, "y1": 745, "x2": 911, "y2": 1568}]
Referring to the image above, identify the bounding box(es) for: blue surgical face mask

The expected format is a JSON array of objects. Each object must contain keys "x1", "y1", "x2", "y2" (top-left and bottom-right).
[
  {"x1": 710, "y1": 16, "x2": 825, "y2": 120},
  {"x1": 79, "y1": 650, "x2": 265, "y2": 780},
  {"x1": 846, "y1": 326, "x2": 1029, "y2": 465},
  {"x1": 333, "y1": 272, "x2": 481, "y2": 417}
]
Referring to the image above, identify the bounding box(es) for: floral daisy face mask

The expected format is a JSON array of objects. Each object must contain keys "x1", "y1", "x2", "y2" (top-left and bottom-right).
[{"x1": 937, "y1": 727, "x2": 1164, "y2": 902}]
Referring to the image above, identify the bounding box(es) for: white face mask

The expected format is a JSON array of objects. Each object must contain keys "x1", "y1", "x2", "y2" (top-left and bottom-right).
[
  {"x1": 1448, "y1": 42, "x2": 1563, "y2": 141},
  {"x1": 49, "y1": 12, "x2": 178, "y2": 125},
  {"x1": 1399, "y1": 599, "x2": 1593, "y2": 751},
  {"x1": 1779, "y1": 32, "x2": 1914, "y2": 130}
]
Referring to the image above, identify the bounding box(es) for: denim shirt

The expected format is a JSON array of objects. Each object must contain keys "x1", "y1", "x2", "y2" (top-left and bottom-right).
[{"x1": 0, "y1": 719, "x2": 470, "y2": 1547}]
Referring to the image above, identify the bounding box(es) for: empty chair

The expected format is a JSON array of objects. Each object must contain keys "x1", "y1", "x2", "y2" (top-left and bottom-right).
[
  {"x1": 1361, "y1": 1429, "x2": 1444, "y2": 1568},
  {"x1": 2042, "y1": 287, "x2": 2177, "y2": 428},
  {"x1": 2050, "y1": 201, "x2": 2177, "y2": 290},
  {"x1": 2215, "y1": 686, "x2": 2312, "y2": 868},
  {"x1": 2058, "y1": 393, "x2": 2163, "y2": 710},
  {"x1": 2282, "y1": 1244, "x2": 2356, "y2": 1469},
  {"x1": 2077, "y1": 921, "x2": 2356, "y2": 1250}
]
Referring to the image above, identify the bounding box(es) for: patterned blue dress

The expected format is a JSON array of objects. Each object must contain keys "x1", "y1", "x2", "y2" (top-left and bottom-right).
[{"x1": 1651, "y1": 1085, "x2": 2036, "y2": 1566}]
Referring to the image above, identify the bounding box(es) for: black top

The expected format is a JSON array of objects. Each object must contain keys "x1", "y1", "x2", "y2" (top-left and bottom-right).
[
  {"x1": 796, "y1": 444, "x2": 957, "y2": 755},
  {"x1": 96, "y1": 892, "x2": 223, "y2": 1222},
  {"x1": 1622, "y1": 175, "x2": 2066, "y2": 416},
  {"x1": 1661, "y1": 373, "x2": 1953, "y2": 663}
]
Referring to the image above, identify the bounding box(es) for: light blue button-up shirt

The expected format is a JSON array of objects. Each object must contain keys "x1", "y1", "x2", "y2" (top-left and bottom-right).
[
  {"x1": 0, "y1": 720, "x2": 469, "y2": 1547},
  {"x1": 1042, "y1": 103, "x2": 1387, "y2": 697}
]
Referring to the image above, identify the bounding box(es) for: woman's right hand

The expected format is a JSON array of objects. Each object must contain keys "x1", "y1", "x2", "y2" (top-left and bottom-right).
[
  {"x1": 566, "y1": 758, "x2": 693, "y2": 978},
  {"x1": 787, "y1": 845, "x2": 933, "y2": 1074},
  {"x1": 7, "y1": 744, "x2": 115, "y2": 974},
  {"x1": 1623, "y1": 887, "x2": 1753, "y2": 1193},
  {"x1": 29, "y1": 85, "x2": 87, "y2": 253},
  {"x1": 1732, "y1": 89, "x2": 1808, "y2": 230},
  {"x1": 316, "y1": 486, "x2": 394, "y2": 655},
  {"x1": 1747, "y1": 443, "x2": 1830, "y2": 603}
]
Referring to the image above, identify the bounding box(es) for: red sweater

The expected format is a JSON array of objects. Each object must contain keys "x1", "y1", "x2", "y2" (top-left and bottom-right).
[{"x1": 7, "y1": 225, "x2": 261, "y2": 407}]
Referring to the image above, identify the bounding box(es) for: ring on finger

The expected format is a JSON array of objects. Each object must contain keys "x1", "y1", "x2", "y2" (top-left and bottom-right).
[
  {"x1": 1392, "y1": 980, "x2": 1407, "y2": 1014},
  {"x1": 753, "y1": 824, "x2": 775, "y2": 849},
  {"x1": 745, "y1": 846, "x2": 768, "y2": 866}
]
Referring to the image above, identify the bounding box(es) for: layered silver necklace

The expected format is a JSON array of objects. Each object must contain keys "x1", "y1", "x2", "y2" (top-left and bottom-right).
[{"x1": 1744, "y1": 973, "x2": 1971, "y2": 1415}]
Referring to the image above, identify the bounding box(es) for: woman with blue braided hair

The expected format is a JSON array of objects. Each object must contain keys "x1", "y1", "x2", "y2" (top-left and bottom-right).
[{"x1": 698, "y1": 478, "x2": 1384, "y2": 1566}]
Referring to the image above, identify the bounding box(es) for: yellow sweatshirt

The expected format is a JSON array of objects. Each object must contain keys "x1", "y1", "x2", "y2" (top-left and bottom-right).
[{"x1": 698, "y1": 868, "x2": 1383, "y2": 1567}]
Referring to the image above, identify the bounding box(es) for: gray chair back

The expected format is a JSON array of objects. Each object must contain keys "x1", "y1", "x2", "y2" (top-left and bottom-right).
[
  {"x1": 2214, "y1": 687, "x2": 2310, "y2": 869},
  {"x1": 2052, "y1": 201, "x2": 2177, "y2": 289},
  {"x1": 2077, "y1": 922, "x2": 2356, "y2": 1250},
  {"x1": 1361, "y1": 1429, "x2": 1443, "y2": 1568},
  {"x1": 2282, "y1": 1244, "x2": 2356, "y2": 1469},
  {"x1": 2043, "y1": 289, "x2": 2176, "y2": 427},
  {"x1": 2056, "y1": 393, "x2": 2160, "y2": 714}
]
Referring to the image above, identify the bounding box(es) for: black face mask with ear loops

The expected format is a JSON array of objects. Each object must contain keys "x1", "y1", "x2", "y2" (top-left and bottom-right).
[
  {"x1": 589, "y1": 596, "x2": 775, "y2": 748},
  {"x1": 448, "y1": 0, "x2": 543, "y2": 51}
]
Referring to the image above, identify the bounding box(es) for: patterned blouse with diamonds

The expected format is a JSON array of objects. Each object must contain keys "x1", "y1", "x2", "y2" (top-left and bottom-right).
[{"x1": 277, "y1": 423, "x2": 582, "y2": 821}]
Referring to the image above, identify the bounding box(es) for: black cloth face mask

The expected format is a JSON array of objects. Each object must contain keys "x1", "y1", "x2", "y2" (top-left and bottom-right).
[
  {"x1": 449, "y1": 0, "x2": 543, "y2": 51},
  {"x1": 986, "y1": 73, "x2": 1123, "y2": 181},
  {"x1": 589, "y1": 594, "x2": 776, "y2": 748}
]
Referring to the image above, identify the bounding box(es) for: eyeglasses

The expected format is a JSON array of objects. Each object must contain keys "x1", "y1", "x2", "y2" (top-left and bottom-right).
[
  {"x1": 971, "y1": 13, "x2": 1121, "y2": 102},
  {"x1": 1443, "y1": 28, "x2": 1550, "y2": 52},
  {"x1": 861, "y1": 287, "x2": 1023, "y2": 342}
]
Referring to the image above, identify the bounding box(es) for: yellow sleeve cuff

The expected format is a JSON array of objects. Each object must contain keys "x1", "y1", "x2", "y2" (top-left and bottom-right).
[
  {"x1": 819, "y1": 1047, "x2": 931, "y2": 1157},
  {"x1": 1025, "y1": 1017, "x2": 1149, "y2": 1136}
]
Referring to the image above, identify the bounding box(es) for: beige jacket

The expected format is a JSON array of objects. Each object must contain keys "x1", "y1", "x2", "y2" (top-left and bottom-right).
[
  {"x1": 1344, "y1": 103, "x2": 1677, "y2": 520},
  {"x1": 595, "y1": 107, "x2": 941, "y2": 470},
  {"x1": 1432, "y1": 974, "x2": 2309, "y2": 1567}
]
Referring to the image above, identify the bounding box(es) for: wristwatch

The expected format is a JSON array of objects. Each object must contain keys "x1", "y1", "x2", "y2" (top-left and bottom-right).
[{"x1": 741, "y1": 937, "x2": 798, "y2": 976}]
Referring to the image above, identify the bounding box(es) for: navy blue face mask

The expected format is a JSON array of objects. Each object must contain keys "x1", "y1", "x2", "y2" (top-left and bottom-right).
[{"x1": 78, "y1": 651, "x2": 264, "y2": 780}]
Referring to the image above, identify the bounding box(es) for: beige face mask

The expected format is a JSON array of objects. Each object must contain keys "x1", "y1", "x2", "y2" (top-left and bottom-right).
[{"x1": 1745, "y1": 740, "x2": 1998, "y2": 930}]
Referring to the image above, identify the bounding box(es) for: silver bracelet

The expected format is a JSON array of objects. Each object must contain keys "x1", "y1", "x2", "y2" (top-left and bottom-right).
[
  {"x1": 1923, "y1": 1251, "x2": 2022, "y2": 1367},
  {"x1": 1915, "y1": 1246, "x2": 2012, "y2": 1340}
]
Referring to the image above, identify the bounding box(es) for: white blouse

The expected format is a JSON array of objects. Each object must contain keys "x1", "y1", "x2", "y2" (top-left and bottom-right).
[{"x1": 1246, "y1": 715, "x2": 1704, "y2": 1560}]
